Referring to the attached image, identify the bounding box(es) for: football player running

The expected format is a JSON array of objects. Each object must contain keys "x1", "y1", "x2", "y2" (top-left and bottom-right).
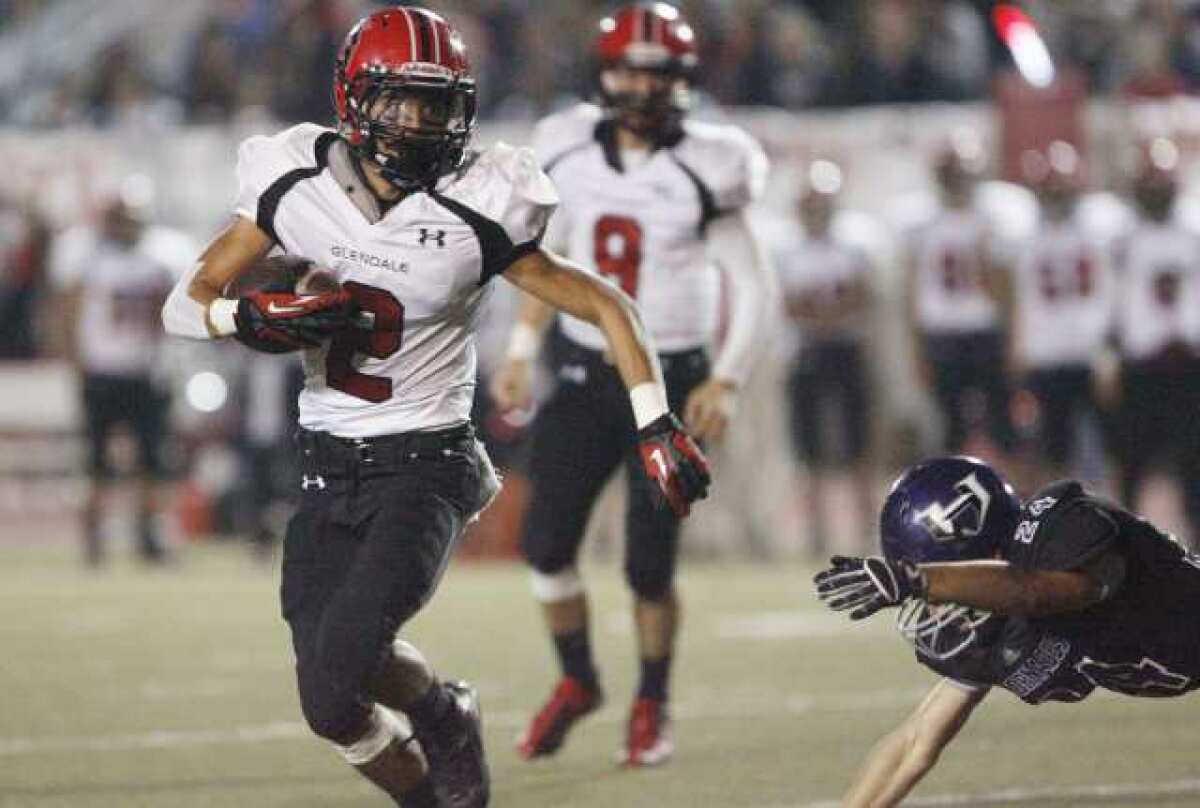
[
  {"x1": 162, "y1": 7, "x2": 709, "y2": 808},
  {"x1": 490, "y1": 2, "x2": 773, "y2": 768},
  {"x1": 813, "y1": 456, "x2": 1200, "y2": 807}
]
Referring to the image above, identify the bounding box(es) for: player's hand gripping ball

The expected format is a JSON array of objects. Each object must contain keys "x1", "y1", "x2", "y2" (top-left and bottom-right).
[
  {"x1": 637, "y1": 413, "x2": 712, "y2": 518},
  {"x1": 227, "y1": 256, "x2": 356, "y2": 353}
]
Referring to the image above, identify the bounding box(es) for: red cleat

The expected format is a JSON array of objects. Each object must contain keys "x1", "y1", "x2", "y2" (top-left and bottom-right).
[
  {"x1": 516, "y1": 677, "x2": 603, "y2": 760},
  {"x1": 617, "y1": 697, "x2": 673, "y2": 767}
]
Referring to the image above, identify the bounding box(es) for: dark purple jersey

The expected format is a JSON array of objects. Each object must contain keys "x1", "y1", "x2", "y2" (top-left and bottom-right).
[{"x1": 920, "y1": 481, "x2": 1200, "y2": 704}]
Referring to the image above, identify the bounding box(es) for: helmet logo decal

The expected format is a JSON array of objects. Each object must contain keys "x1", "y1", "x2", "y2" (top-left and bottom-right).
[{"x1": 914, "y1": 472, "x2": 992, "y2": 541}]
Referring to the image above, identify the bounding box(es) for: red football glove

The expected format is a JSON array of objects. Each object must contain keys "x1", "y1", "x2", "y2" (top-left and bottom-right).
[
  {"x1": 234, "y1": 290, "x2": 355, "y2": 353},
  {"x1": 637, "y1": 413, "x2": 712, "y2": 518}
]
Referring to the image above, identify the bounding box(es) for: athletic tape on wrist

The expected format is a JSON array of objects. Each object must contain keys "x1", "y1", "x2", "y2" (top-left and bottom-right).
[
  {"x1": 207, "y1": 298, "x2": 239, "y2": 337},
  {"x1": 629, "y1": 382, "x2": 669, "y2": 430}
]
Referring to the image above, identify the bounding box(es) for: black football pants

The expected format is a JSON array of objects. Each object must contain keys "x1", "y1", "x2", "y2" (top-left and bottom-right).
[{"x1": 281, "y1": 425, "x2": 482, "y2": 744}]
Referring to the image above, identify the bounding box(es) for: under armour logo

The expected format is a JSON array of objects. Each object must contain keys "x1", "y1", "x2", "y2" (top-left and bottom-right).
[
  {"x1": 301, "y1": 474, "x2": 326, "y2": 491},
  {"x1": 417, "y1": 228, "x2": 447, "y2": 248},
  {"x1": 914, "y1": 473, "x2": 992, "y2": 542}
]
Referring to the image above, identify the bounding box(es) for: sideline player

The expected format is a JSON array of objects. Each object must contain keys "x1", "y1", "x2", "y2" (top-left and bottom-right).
[
  {"x1": 54, "y1": 196, "x2": 190, "y2": 566},
  {"x1": 1111, "y1": 138, "x2": 1200, "y2": 545},
  {"x1": 779, "y1": 160, "x2": 875, "y2": 557},
  {"x1": 490, "y1": 2, "x2": 773, "y2": 767},
  {"x1": 1008, "y1": 141, "x2": 1112, "y2": 486},
  {"x1": 905, "y1": 140, "x2": 1015, "y2": 456},
  {"x1": 162, "y1": 8, "x2": 710, "y2": 807},
  {"x1": 814, "y1": 456, "x2": 1200, "y2": 806}
]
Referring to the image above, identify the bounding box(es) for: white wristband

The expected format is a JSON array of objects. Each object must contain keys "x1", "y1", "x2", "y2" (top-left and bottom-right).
[
  {"x1": 505, "y1": 321, "x2": 542, "y2": 361},
  {"x1": 206, "y1": 298, "x2": 239, "y2": 337},
  {"x1": 630, "y1": 382, "x2": 669, "y2": 430}
]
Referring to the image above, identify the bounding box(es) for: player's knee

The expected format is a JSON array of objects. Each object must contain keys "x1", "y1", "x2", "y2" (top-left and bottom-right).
[
  {"x1": 298, "y1": 683, "x2": 371, "y2": 745},
  {"x1": 530, "y1": 565, "x2": 584, "y2": 603},
  {"x1": 520, "y1": 532, "x2": 575, "y2": 578},
  {"x1": 625, "y1": 561, "x2": 673, "y2": 601}
]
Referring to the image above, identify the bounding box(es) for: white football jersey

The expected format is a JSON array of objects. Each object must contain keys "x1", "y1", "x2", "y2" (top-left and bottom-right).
[
  {"x1": 233, "y1": 124, "x2": 556, "y2": 438},
  {"x1": 533, "y1": 103, "x2": 767, "y2": 353},
  {"x1": 777, "y1": 234, "x2": 871, "y2": 350},
  {"x1": 1114, "y1": 222, "x2": 1200, "y2": 361},
  {"x1": 53, "y1": 226, "x2": 191, "y2": 376},
  {"x1": 1012, "y1": 221, "x2": 1114, "y2": 367},
  {"x1": 908, "y1": 208, "x2": 999, "y2": 334}
]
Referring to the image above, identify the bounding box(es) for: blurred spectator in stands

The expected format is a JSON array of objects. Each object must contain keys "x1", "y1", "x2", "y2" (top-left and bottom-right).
[
  {"x1": 778, "y1": 161, "x2": 877, "y2": 556},
  {"x1": 265, "y1": 0, "x2": 348, "y2": 124},
  {"x1": 50, "y1": 187, "x2": 195, "y2": 566},
  {"x1": 1008, "y1": 141, "x2": 1113, "y2": 489},
  {"x1": 1111, "y1": 138, "x2": 1200, "y2": 547},
  {"x1": 905, "y1": 135, "x2": 1017, "y2": 458},
  {"x1": 84, "y1": 38, "x2": 180, "y2": 129},
  {"x1": 182, "y1": 18, "x2": 243, "y2": 123},
  {"x1": 1122, "y1": 11, "x2": 1188, "y2": 98},
  {"x1": 0, "y1": 197, "x2": 50, "y2": 359}
]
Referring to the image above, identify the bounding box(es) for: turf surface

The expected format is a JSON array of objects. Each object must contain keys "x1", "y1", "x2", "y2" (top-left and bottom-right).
[{"x1": 2, "y1": 543, "x2": 1199, "y2": 807}]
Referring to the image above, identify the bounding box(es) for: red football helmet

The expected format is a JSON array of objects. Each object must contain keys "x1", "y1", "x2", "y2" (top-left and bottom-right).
[
  {"x1": 333, "y1": 7, "x2": 475, "y2": 190},
  {"x1": 596, "y1": 3, "x2": 698, "y2": 142},
  {"x1": 799, "y1": 159, "x2": 842, "y2": 238},
  {"x1": 1130, "y1": 137, "x2": 1179, "y2": 221},
  {"x1": 933, "y1": 132, "x2": 985, "y2": 201},
  {"x1": 1022, "y1": 140, "x2": 1085, "y2": 219}
]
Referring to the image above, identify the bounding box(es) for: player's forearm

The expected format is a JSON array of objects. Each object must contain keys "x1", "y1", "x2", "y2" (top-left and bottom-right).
[
  {"x1": 708, "y1": 213, "x2": 775, "y2": 385},
  {"x1": 923, "y1": 561, "x2": 1102, "y2": 616},
  {"x1": 590, "y1": 282, "x2": 662, "y2": 392},
  {"x1": 162, "y1": 262, "x2": 238, "y2": 340}
]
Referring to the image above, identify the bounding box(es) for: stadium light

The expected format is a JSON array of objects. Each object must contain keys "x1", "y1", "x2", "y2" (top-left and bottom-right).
[
  {"x1": 186, "y1": 371, "x2": 228, "y2": 414},
  {"x1": 993, "y1": 4, "x2": 1056, "y2": 89}
]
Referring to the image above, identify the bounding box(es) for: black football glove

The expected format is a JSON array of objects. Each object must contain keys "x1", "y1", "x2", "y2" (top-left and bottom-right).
[
  {"x1": 637, "y1": 413, "x2": 711, "y2": 518},
  {"x1": 813, "y1": 555, "x2": 928, "y2": 620},
  {"x1": 234, "y1": 290, "x2": 355, "y2": 354}
]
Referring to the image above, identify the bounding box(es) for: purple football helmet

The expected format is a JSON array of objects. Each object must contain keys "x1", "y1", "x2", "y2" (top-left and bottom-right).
[{"x1": 879, "y1": 456, "x2": 1021, "y2": 659}]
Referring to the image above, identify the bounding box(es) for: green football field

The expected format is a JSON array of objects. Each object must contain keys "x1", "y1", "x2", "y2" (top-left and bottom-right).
[{"x1": 2, "y1": 542, "x2": 1199, "y2": 808}]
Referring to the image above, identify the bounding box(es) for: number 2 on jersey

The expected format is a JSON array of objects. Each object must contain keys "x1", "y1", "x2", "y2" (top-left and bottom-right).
[
  {"x1": 594, "y1": 215, "x2": 643, "y2": 298},
  {"x1": 326, "y1": 281, "x2": 404, "y2": 403}
]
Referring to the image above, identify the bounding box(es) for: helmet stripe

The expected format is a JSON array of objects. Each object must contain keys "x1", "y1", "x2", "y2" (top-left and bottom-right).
[
  {"x1": 397, "y1": 7, "x2": 419, "y2": 61},
  {"x1": 413, "y1": 9, "x2": 435, "y2": 64},
  {"x1": 652, "y1": 8, "x2": 663, "y2": 43},
  {"x1": 640, "y1": 7, "x2": 651, "y2": 41}
]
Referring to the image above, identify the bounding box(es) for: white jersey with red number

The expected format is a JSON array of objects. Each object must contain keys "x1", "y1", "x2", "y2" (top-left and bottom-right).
[
  {"x1": 533, "y1": 103, "x2": 767, "y2": 353},
  {"x1": 233, "y1": 123, "x2": 556, "y2": 438},
  {"x1": 908, "y1": 208, "x2": 999, "y2": 335},
  {"x1": 1114, "y1": 221, "x2": 1200, "y2": 361},
  {"x1": 777, "y1": 233, "x2": 871, "y2": 350},
  {"x1": 52, "y1": 226, "x2": 192, "y2": 376},
  {"x1": 1012, "y1": 221, "x2": 1114, "y2": 368}
]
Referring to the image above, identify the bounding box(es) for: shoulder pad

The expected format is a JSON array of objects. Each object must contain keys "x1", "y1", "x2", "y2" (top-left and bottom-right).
[
  {"x1": 674, "y1": 120, "x2": 768, "y2": 212},
  {"x1": 440, "y1": 142, "x2": 559, "y2": 280},
  {"x1": 532, "y1": 103, "x2": 603, "y2": 168},
  {"x1": 233, "y1": 124, "x2": 334, "y2": 222}
]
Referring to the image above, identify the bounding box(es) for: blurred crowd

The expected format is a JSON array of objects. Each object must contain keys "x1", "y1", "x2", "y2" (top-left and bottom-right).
[{"x1": 9, "y1": 1, "x2": 1200, "y2": 129}]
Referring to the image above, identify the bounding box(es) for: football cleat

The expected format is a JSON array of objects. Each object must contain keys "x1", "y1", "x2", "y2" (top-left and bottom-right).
[
  {"x1": 412, "y1": 680, "x2": 490, "y2": 808},
  {"x1": 516, "y1": 677, "x2": 604, "y2": 760},
  {"x1": 617, "y1": 697, "x2": 673, "y2": 768}
]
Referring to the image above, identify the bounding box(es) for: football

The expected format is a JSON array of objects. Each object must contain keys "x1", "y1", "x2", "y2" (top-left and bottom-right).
[{"x1": 223, "y1": 254, "x2": 340, "y2": 297}]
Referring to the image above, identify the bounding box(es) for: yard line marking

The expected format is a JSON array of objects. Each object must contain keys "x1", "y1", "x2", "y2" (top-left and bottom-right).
[
  {"x1": 0, "y1": 687, "x2": 928, "y2": 757},
  {"x1": 793, "y1": 777, "x2": 1200, "y2": 807}
]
